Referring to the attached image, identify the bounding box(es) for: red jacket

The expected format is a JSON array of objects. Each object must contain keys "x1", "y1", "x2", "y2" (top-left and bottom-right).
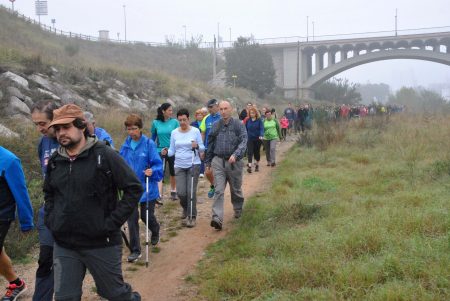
[
  {"x1": 280, "y1": 118, "x2": 289, "y2": 129},
  {"x1": 341, "y1": 107, "x2": 348, "y2": 117}
]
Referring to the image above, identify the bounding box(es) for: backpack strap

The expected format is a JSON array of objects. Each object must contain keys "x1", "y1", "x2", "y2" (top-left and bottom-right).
[{"x1": 94, "y1": 140, "x2": 116, "y2": 210}]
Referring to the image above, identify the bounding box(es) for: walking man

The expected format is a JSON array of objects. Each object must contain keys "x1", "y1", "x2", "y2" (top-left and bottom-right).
[
  {"x1": 205, "y1": 101, "x2": 248, "y2": 230},
  {"x1": 31, "y1": 100, "x2": 60, "y2": 301},
  {"x1": 0, "y1": 146, "x2": 34, "y2": 301},
  {"x1": 83, "y1": 111, "x2": 114, "y2": 148},
  {"x1": 43, "y1": 105, "x2": 143, "y2": 301},
  {"x1": 284, "y1": 103, "x2": 295, "y2": 135},
  {"x1": 200, "y1": 99, "x2": 222, "y2": 198}
]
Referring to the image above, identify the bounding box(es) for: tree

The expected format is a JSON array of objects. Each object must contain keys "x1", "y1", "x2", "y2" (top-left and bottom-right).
[
  {"x1": 315, "y1": 78, "x2": 362, "y2": 104},
  {"x1": 388, "y1": 87, "x2": 447, "y2": 110},
  {"x1": 224, "y1": 37, "x2": 276, "y2": 98},
  {"x1": 359, "y1": 82, "x2": 390, "y2": 104}
]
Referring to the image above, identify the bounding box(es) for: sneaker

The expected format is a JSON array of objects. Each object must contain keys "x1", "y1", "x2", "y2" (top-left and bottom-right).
[
  {"x1": 267, "y1": 163, "x2": 271, "y2": 166},
  {"x1": 1, "y1": 281, "x2": 27, "y2": 301},
  {"x1": 271, "y1": 162, "x2": 276, "y2": 167},
  {"x1": 210, "y1": 217, "x2": 222, "y2": 230},
  {"x1": 155, "y1": 197, "x2": 163, "y2": 205},
  {"x1": 208, "y1": 186, "x2": 215, "y2": 198},
  {"x1": 255, "y1": 165, "x2": 259, "y2": 172},
  {"x1": 187, "y1": 217, "x2": 196, "y2": 228},
  {"x1": 151, "y1": 223, "x2": 160, "y2": 246},
  {"x1": 170, "y1": 191, "x2": 179, "y2": 201},
  {"x1": 247, "y1": 166, "x2": 252, "y2": 173},
  {"x1": 234, "y1": 209, "x2": 243, "y2": 218},
  {"x1": 127, "y1": 252, "x2": 141, "y2": 263},
  {"x1": 199, "y1": 173, "x2": 205, "y2": 178},
  {"x1": 181, "y1": 210, "x2": 188, "y2": 219}
]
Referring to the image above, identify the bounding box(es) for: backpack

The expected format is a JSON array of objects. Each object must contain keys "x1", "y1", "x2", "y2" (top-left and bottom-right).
[{"x1": 216, "y1": 118, "x2": 241, "y2": 136}]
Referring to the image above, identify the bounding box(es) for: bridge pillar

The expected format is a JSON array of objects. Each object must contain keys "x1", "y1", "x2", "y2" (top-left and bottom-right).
[
  {"x1": 447, "y1": 46, "x2": 450, "y2": 54},
  {"x1": 354, "y1": 50, "x2": 359, "y2": 56},
  {"x1": 306, "y1": 53, "x2": 313, "y2": 78},
  {"x1": 434, "y1": 45, "x2": 440, "y2": 52},
  {"x1": 315, "y1": 52, "x2": 324, "y2": 72},
  {"x1": 340, "y1": 50, "x2": 348, "y2": 61},
  {"x1": 328, "y1": 52, "x2": 335, "y2": 66}
]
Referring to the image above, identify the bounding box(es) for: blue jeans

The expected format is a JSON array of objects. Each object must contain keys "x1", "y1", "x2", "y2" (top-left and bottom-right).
[
  {"x1": 200, "y1": 158, "x2": 205, "y2": 174},
  {"x1": 33, "y1": 205, "x2": 55, "y2": 301}
]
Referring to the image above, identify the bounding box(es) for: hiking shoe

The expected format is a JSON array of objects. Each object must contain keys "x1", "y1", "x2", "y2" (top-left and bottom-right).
[
  {"x1": 156, "y1": 197, "x2": 163, "y2": 205},
  {"x1": 1, "y1": 280, "x2": 27, "y2": 301},
  {"x1": 210, "y1": 217, "x2": 222, "y2": 230},
  {"x1": 151, "y1": 223, "x2": 160, "y2": 246},
  {"x1": 255, "y1": 165, "x2": 259, "y2": 172},
  {"x1": 199, "y1": 173, "x2": 205, "y2": 178},
  {"x1": 208, "y1": 186, "x2": 215, "y2": 198},
  {"x1": 267, "y1": 162, "x2": 271, "y2": 166},
  {"x1": 234, "y1": 209, "x2": 243, "y2": 218},
  {"x1": 181, "y1": 210, "x2": 188, "y2": 219},
  {"x1": 187, "y1": 217, "x2": 196, "y2": 228},
  {"x1": 247, "y1": 166, "x2": 252, "y2": 173},
  {"x1": 271, "y1": 162, "x2": 276, "y2": 167},
  {"x1": 170, "y1": 191, "x2": 179, "y2": 201},
  {"x1": 127, "y1": 252, "x2": 141, "y2": 263}
]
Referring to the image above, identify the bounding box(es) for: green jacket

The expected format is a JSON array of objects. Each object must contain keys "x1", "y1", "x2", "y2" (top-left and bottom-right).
[{"x1": 263, "y1": 118, "x2": 282, "y2": 140}]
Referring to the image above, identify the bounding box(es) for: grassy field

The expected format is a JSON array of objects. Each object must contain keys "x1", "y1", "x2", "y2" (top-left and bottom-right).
[{"x1": 192, "y1": 112, "x2": 450, "y2": 300}]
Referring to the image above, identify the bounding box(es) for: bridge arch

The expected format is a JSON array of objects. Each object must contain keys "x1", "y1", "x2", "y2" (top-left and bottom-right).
[{"x1": 304, "y1": 49, "x2": 450, "y2": 89}]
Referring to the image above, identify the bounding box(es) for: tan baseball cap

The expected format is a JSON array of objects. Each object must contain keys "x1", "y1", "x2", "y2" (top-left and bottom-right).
[{"x1": 49, "y1": 104, "x2": 85, "y2": 127}]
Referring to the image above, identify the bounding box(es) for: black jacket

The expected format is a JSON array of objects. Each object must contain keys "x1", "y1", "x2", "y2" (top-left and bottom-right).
[
  {"x1": 44, "y1": 139, "x2": 143, "y2": 250},
  {"x1": 239, "y1": 109, "x2": 248, "y2": 120}
]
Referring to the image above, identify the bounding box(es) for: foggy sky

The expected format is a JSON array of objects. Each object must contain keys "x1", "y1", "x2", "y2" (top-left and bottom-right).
[{"x1": 2, "y1": 0, "x2": 450, "y2": 91}]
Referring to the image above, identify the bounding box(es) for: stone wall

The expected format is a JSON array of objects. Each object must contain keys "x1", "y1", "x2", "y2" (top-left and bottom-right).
[{"x1": 269, "y1": 48, "x2": 284, "y2": 88}]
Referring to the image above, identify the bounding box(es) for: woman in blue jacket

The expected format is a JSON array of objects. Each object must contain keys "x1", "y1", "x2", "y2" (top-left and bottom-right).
[
  {"x1": 119, "y1": 114, "x2": 163, "y2": 263},
  {"x1": 245, "y1": 107, "x2": 264, "y2": 173}
]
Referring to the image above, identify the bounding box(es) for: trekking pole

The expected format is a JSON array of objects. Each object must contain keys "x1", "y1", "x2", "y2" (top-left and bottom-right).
[
  {"x1": 145, "y1": 165, "x2": 150, "y2": 268},
  {"x1": 190, "y1": 147, "x2": 195, "y2": 223},
  {"x1": 156, "y1": 150, "x2": 166, "y2": 206}
]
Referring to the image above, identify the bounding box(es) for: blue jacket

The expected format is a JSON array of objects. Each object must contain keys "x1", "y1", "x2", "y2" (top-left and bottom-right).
[
  {"x1": 0, "y1": 146, "x2": 34, "y2": 231},
  {"x1": 245, "y1": 118, "x2": 264, "y2": 141},
  {"x1": 38, "y1": 136, "x2": 60, "y2": 177},
  {"x1": 119, "y1": 134, "x2": 163, "y2": 202},
  {"x1": 94, "y1": 127, "x2": 114, "y2": 149}
]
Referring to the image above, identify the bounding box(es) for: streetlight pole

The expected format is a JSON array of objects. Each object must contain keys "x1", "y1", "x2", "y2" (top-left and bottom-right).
[
  {"x1": 229, "y1": 28, "x2": 231, "y2": 47},
  {"x1": 183, "y1": 26, "x2": 186, "y2": 48},
  {"x1": 395, "y1": 9, "x2": 398, "y2": 36},
  {"x1": 232, "y1": 75, "x2": 237, "y2": 88},
  {"x1": 312, "y1": 22, "x2": 314, "y2": 41},
  {"x1": 307, "y1": 16, "x2": 309, "y2": 42},
  {"x1": 123, "y1": 5, "x2": 127, "y2": 42}
]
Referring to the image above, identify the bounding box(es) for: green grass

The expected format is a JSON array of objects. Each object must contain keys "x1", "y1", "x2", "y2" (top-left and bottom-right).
[{"x1": 195, "y1": 114, "x2": 450, "y2": 300}]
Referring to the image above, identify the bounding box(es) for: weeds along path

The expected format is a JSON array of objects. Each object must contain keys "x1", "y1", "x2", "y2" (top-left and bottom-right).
[{"x1": 131, "y1": 140, "x2": 295, "y2": 301}]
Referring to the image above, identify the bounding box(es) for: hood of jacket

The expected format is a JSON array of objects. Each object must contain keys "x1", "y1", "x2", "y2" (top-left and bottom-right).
[{"x1": 58, "y1": 135, "x2": 99, "y2": 158}]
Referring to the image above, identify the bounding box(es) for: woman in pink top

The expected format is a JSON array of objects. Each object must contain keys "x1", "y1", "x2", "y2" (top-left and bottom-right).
[
  {"x1": 280, "y1": 115, "x2": 289, "y2": 141},
  {"x1": 360, "y1": 106, "x2": 367, "y2": 116}
]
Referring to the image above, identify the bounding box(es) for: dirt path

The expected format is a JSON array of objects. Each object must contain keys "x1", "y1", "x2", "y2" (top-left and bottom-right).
[
  {"x1": 132, "y1": 140, "x2": 295, "y2": 300},
  {"x1": 3, "y1": 140, "x2": 295, "y2": 301}
]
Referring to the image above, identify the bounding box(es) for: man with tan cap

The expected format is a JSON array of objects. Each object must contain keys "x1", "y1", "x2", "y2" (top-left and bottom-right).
[{"x1": 43, "y1": 105, "x2": 143, "y2": 301}]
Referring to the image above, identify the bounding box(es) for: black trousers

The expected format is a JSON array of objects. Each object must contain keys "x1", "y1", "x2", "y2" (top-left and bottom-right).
[
  {"x1": 247, "y1": 140, "x2": 262, "y2": 163},
  {"x1": 127, "y1": 201, "x2": 159, "y2": 255}
]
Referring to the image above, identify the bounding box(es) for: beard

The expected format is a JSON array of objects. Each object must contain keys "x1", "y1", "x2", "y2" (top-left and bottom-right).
[{"x1": 59, "y1": 135, "x2": 81, "y2": 151}]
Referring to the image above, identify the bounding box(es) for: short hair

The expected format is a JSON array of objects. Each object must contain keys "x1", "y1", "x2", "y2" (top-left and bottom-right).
[
  {"x1": 177, "y1": 108, "x2": 190, "y2": 119},
  {"x1": 83, "y1": 112, "x2": 95, "y2": 124},
  {"x1": 265, "y1": 110, "x2": 272, "y2": 115},
  {"x1": 31, "y1": 100, "x2": 60, "y2": 121},
  {"x1": 195, "y1": 109, "x2": 205, "y2": 117},
  {"x1": 248, "y1": 107, "x2": 261, "y2": 119},
  {"x1": 247, "y1": 102, "x2": 252, "y2": 106},
  {"x1": 124, "y1": 114, "x2": 143, "y2": 129}
]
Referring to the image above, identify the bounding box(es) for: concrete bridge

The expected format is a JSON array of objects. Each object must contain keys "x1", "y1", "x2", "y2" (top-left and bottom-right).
[{"x1": 265, "y1": 31, "x2": 450, "y2": 99}]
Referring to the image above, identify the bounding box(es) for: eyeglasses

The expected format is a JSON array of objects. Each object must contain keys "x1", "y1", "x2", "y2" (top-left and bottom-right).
[{"x1": 126, "y1": 127, "x2": 140, "y2": 132}]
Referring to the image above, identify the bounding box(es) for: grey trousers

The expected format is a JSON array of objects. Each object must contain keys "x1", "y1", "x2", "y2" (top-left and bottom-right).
[
  {"x1": 175, "y1": 165, "x2": 200, "y2": 217},
  {"x1": 53, "y1": 244, "x2": 140, "y2": 301},
  {"x1": 263, "y1": 139, "x2": 278, "y2": 163},
  {"x1": 211, "y1": 156, "x2": 244, "y2": 222}
]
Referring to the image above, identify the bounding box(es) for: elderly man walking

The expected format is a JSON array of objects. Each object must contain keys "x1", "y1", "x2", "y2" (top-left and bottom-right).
[{"x1": 205, "y1": 101, "x2": 248, "y2": 230}]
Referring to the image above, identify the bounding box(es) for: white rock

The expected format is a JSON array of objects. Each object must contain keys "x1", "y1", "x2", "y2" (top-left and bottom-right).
[
  {"x1": 24, "y1": 96, "x2": 34, "y2": 109},
  {"x1": 1, "y1": 72, "x2": 29, "y2": 89},
  {"x1": 165, "y1": 98, "x2": 176, "y2": 108},
  {"x1": 115, "y1": 79, "x2": 126, "y2": 87},
  {"x1": 8, "y1": 96, "x2": 31, "y2": 115},
  {"x1": 87, "y1": 99, "x2": 106, "y2": 110},
  {"x1": 6, "y1": 87, "x2": 24, "y2": 99},
  {"x1": 131, "y1": 100, "x2": 148, "y2": 111},
  {"x1": 51, "y1": 67, "x2": 59, "y2": 74},
  {"x1": 28, "y1": 74, "x2": 54, "y2": 92},
  {"x1": 0, "y1": 124, "x2": 19, "y2": 138},
  {"x1": 60, "y1": 93, "x2": 86, "y2": 108},
  {"x1": 38, "y1": 88, "x2": 61, "y2": 100},
  {"x1": 117, "y1": 94, "x2": 132, "y2": 105}
]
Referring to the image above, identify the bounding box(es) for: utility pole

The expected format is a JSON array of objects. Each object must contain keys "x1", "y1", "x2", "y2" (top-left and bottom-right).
[
  {"x1": 218, "y1": 22, "x2": 220, "y2": 48},
  {"x1": 213, "y1": 35, "x2": 217, "y2": 78},
  {"x1": 123, "y1": 5, "x2": 127, "y2": 42},
  {"x1": 296, "y1": 41, "x2": 300, "y2": 105},
  {"x1": 229, "y1": 28, "x2": 231, "y2": 47},
  {"x1": 307, "y1": 16, "x2": 309, "y2": 42},
  {"x1": 395, "y1": 9, "x2": 398, "y2": 36},
  {"x1": 183, "y1": 25, "x2": 186, "y2": 48}
]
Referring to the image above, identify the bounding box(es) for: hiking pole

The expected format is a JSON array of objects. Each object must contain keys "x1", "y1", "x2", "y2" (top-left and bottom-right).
[
  {"x1": 145, "y1": 165, "x2": 150, "y2": 268},
  {"x1": 156, "y1": 151, "x2": 166, "y2": 206},
  {"x1": 190, "y1": 147, "x2": 196, "y2": 224}
]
